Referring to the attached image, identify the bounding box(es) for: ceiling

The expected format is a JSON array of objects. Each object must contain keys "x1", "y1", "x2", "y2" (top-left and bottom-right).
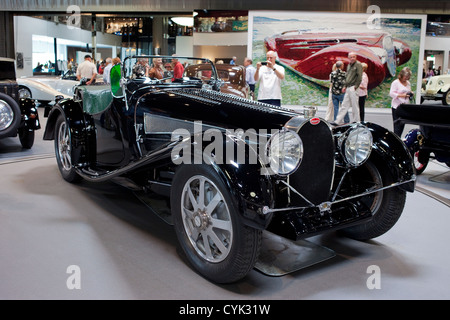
[{"x1": 1, "y1": 0, "x2": 449, "y2": 14}]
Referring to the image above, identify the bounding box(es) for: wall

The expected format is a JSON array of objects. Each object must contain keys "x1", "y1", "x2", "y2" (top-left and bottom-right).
[
  {"x1": 193, "y1": 32, "x2": 247, "y2": 64},
  {"x1": 14, "y1": 16, "x2": 122, "y2": 77},
  {"x1": 175, "y1": 36, "x2": 194, "y2": 57},
  {"x1": 193, "y1": 46, "x2": 247, "y2": 64},
  {"x1": 425, "y1": 36, "x2": 450, "y2": 73}
]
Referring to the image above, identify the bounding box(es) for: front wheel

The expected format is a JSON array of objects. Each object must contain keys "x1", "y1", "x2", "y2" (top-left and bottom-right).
[
  {"x1": 54, "y1": 114, "x2": 80, "y2": 183},
  {"x1": 171, "y1": 164, "x2": 261, "y2": 284},
  {"x1": 339, "y1": 160, "x2": 407, "y2": 241},
  {"x1": 443, "y1": 90, "x2": 450, "y2": 105}
]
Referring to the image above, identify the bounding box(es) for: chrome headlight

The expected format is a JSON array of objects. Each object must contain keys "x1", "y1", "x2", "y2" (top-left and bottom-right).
[
  {"x1": 266, "y1": 129, "x2": 303, "y2": 175},
  {"x1": 339, "y1": 124, "x2": 373, "y2": 167},
  {"x1": 438, "y1": 80, "x2": 444, "y2": 86},
  {"x1": 0, "y1": 100, "x2": 14, "y2": 131}
]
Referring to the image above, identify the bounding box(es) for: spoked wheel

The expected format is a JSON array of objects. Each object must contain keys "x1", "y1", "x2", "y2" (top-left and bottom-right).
[
  {"x1": 18, "y1": 86, "x2": 32, "y2": 99},
  {"x1": 171, "y1": 165, "x2": 261, "y2": 284},
  {"x1": 54, "y1": 114, "x2": 80, "y2": 182},
  {"x1": 339, "y1": 160, "x2": 406, "y2": 240},
  {"x1": 413, "y1": 150, "x2": 429, "y2": 175},
  {"x1": 0, "y1": 93, "x2": 21, "y2": 139}
]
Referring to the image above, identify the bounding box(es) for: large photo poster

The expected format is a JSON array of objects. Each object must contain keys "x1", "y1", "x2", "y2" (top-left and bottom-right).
[{"x1": 248, "y1": 10, "x2": 426, "y2": 108}]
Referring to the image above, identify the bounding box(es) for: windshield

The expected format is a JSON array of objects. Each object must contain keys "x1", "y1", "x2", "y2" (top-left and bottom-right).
[{"x1": 122, "y1": 55, "x2": 217, "y2": 84}]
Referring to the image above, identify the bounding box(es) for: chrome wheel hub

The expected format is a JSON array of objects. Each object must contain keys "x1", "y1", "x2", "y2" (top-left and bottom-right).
[{"x1": 181, "y1": 175, "x2": 233, "y2": 263}]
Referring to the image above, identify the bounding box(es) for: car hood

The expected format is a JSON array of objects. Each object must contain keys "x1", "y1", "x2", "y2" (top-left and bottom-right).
[{"x1": 136, "y1": 88, "x2": 303, "y2": 131}]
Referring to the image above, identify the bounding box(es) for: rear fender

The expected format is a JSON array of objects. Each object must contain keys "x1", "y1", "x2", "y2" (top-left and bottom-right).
[
  {"x1": 43, "y1": 99, "x2": 95, "y2": 166},
  {"x1": 366, "y1": 122, "x2": 416, "y2": 192}
]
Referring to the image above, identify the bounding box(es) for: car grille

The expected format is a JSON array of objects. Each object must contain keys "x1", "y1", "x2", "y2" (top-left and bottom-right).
[{"x1": 288, "y1": 119, "x2": 335, "y2": 206}]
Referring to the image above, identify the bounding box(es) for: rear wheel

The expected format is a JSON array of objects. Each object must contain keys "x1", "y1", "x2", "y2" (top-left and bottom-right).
[
  {"x1": 18, "y1": 86, "x2": 32, "y2": 99},
  {"x1": 339, "y1": 160, "x2": 407, "y2": 240},
  {"x1": 171, "y1": 164, "x2": 261, "y2": 284},
  {"x1": 0, "y1": 93, "x2": 21, "y2": 139},
  {"x1": 54, "y1": 114, "x2": 80, "y2": 183}
]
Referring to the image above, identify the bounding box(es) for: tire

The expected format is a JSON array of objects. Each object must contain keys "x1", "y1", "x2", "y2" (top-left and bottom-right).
[
  {"x1": 0, "y1": 93, "x2": 21, "y2": 139},
  {"x1": 54, "y1": 114, "x2": 81, "y2": 183},
  {"x1": 339, "y1": 160, "x2": 407, "y2": 241},
  {"x1": 413, "y1": 150, "x2": 429, "y2": 175},
  {"x1": 443, "y1": 90, "x2": 450, "y2": 105},
  {"x1": 18, "y1": 128, "x2": 35, "y2": 149},
  {"x1": 171, "y1": 164, "x2": 262, "y2": 284},
  {"x1": 18, "y1": 86, "x2": 32, "y2": 99}
]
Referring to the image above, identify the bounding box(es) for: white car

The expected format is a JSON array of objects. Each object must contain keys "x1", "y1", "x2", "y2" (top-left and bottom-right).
[
  {"x1": 421, "y1": 74, "x2": 450, "y2": 105},
  {"x1": 17, "y1": 76, "x2": 76, "y2": 104}
]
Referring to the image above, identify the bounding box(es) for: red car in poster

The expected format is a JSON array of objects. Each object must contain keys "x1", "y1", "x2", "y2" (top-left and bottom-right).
[{"x1": 264, "y1": 31, "x2": 412, "y2": 89}]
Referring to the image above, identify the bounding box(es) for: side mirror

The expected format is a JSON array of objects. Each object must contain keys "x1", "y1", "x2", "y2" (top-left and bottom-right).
[{"x1": 110, "y1": 64, "x2": 124, "y2": 98}]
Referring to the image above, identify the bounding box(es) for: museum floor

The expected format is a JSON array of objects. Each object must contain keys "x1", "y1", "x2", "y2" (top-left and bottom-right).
[{"x1": 1, "y1": 105, "x2": 449, "y2": 300}]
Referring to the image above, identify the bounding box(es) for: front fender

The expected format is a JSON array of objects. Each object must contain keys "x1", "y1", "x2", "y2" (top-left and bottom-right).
[
  {"x1": 43, "y1": 99, "x2": 95, "y2": 166},
  {"x1": 19, "y1": 98, "x2": 40, "y2": 130},
  {"x1": 171, "y1": 129, "x2": 275, "y2": 230},
  {"x1": 366, "y1": 122, "x2": 416, "y2": 192}
]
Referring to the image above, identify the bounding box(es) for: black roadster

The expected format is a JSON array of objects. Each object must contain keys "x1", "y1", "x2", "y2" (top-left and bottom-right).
[
  {"x1": 0, "y1": 57, "x2": 40, "y2": 148},
  {"x1": 43, "y1": 55, "x2": 416, "y2": 284}
]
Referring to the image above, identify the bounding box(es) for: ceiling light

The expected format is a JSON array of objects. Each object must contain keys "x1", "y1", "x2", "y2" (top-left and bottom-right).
[{"x1": 171, "y1": 17, "x2": 193, "y2": 27}]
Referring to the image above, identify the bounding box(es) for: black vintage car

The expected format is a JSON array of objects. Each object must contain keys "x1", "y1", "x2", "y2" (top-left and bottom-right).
[
  {"x1": 397, "y1": 103, "x2": 450, "y2": 174},
  {"x1": 0, "y1": 57, "x2": 40, "y2": 148},
  {"x1": 43, "y1": 55, "x2": 416, "y2": 284}
]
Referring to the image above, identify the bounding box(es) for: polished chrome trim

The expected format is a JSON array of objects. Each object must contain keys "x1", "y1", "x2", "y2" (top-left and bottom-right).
[{"x1": 262, "y1": 178, "x2": 416, "y2": 214}]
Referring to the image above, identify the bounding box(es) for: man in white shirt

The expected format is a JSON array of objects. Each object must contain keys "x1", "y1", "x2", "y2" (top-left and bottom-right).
[
  {"x1": 254, "y1": 50, "x2": 285, "y2": 106},
  {"x1": 244, "y1": 57, "x2": 256, "y2": 98},
  {"x1": 76, "y1": 55, "x2": 97, "y2": 85},
  {"x1": 102, "y1": 57, "x2": 113, "y2": 84}
]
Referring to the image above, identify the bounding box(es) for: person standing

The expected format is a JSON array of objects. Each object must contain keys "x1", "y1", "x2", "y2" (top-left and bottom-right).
[
  {"x1": 254, "y1": 50, "x2": 285, "y2": 107},
  {"x1": 330, "y1": 61, "x2": 349, "y2": 123},
  {"x1": 148, "y1": 57, "x2": 165, "y2": 79},
  {"x1": 132, "y1": 58, "x2": 150, "y2": 78},
  {"x1": 357, "y1": 62, "x2": 369, "y2": 121},
  {"x1": 230, "y1": 56, "x2": 237, "y2": 65},
  {"x1": 334, "y1": 52, "x2": 363, "y2": 124},
  {"x1": 389, "y1": 67, "x2": 412, "y2": 137},
  {"x1": 243, "y1": 57, "x2": 256, "y2": 98},
  {"x1": 102, "y1": 57, "x2": 113, "y2": 84},
  {"x1": 172, "y1": 54, "x2": 185, "y2": 80},
  {"x1": 76, "y1": 54, "x2": 98, "y2": 85}
]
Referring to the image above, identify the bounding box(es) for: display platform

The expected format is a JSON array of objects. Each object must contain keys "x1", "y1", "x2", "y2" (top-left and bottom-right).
[{"x1": 1, "y1": 106, "x2": 450, "y2": 300}]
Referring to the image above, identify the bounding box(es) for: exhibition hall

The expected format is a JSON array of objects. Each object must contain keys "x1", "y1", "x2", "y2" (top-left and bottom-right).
[{"x1": 1, "y1": 0, "x2": 449, "y2": 301}]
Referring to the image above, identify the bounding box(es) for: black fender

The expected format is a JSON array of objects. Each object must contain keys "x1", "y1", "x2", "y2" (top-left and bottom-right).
[
  {"x1": 366, "y1": 122, "x2": 416, "y2": 192},
  {"x1": 43, "y1": 99, "x2": 95, "y2": 166},
  {"x1": 19, "y1": 98, "x2": 40, "y2": 130},
  {"x1": 170, "y1": 130, "x2": 275, "y2": 230}
]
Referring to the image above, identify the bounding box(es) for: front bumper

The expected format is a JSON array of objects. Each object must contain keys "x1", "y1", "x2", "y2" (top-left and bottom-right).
[
  {"x1": 262, "y1": 177, "x2": 416, "y2": 240},
  {"x1": 422, "y1": 91, "x2": 444, "y2": 100}
]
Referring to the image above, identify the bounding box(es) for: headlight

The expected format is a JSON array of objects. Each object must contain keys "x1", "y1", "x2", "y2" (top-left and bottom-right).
[
  {"x1": 438, "y1": 80, "x2": 444, "y2": 86},
  {"x1": 339, "y1": 124, "x2": 373, "y2": 167},
  {"x1": 0, "y1": 100, "x2": 14, "y2": 131},
  {"x1": 266, "y1": 129, "x2": 303, "y2": 175}
]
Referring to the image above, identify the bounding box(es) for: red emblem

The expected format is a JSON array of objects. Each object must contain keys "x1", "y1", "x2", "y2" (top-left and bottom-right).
[{"x1": 310, "y1": 118, "x2": 321, "y2": 125}]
